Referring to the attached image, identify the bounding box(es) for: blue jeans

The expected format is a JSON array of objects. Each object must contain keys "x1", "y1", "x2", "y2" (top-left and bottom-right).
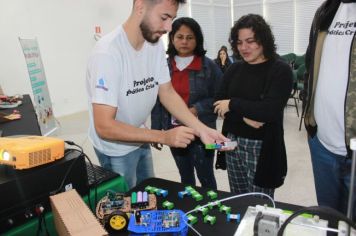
[
  {"x1": 94, "y1": 144, "x2": 154, "y2": 190},
  {"x1": 308, "y1": 135, "x2": 356, "y2": 218},
  {"x1": 170, "y1": 140, "x2": 217, "y2": 189}
]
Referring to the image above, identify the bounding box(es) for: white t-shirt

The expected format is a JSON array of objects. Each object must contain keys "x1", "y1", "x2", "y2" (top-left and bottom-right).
[
  {"x1": 314, "y1": 2, "x2": 356, "y2": 155},
  {"x1": 86, "y1": 25, "x2": 171, "y2": 156}
]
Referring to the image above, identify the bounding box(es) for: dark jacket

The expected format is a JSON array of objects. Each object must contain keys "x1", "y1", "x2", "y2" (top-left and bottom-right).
[
  {"x1": 216, "y1": 59, "x2": 293, "y2": 188},
  {"x1": 303, "y1": 0, "x2": 356, "y2": 156},
  {"x1": 151, "y1": 56, "x2": 222, "y2": 131}
]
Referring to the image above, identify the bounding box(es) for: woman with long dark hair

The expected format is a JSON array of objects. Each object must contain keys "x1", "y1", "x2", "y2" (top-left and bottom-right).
[
  {"x1": 214, "y1": 46, "x2": 232, "y2": 73},
  {"x1": 151, "y1": 17, "x2": 222, "y2": 189}
]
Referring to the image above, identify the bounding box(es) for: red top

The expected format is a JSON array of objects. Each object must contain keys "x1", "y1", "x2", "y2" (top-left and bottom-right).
[{"x1": 171, "y1": 56, "x2": 202, "y2": 104}]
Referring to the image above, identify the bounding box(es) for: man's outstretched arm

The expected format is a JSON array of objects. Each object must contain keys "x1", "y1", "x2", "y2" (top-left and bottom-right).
[
  {"x1": 93, "y1": 103, "x2": 195, "y2": 148},
  {"x1": 158, "y1": 82, "x2": 229, "y2": 145}
]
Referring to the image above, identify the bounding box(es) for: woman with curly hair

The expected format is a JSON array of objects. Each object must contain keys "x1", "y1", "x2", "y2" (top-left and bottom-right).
[{"x1": 214, "y1": 14, "x2": 293, "y2": 197}]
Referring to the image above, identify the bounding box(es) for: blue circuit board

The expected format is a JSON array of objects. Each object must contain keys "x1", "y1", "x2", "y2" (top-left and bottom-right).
[{"x1": 128, "y1": 209, "x2": 188, "y2": 235}]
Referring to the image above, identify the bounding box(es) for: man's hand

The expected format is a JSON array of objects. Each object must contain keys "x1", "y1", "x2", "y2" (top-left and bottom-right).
[
  {"x1": 162, "y1": 126, "x2": 196, "y2": 148},
  {"x1": 213, "y1": 100, "x2": 230, "y2": 118},
  {"x1": 197, "y1": 127, "x2": 234, "y2": 151},
  {"x1": 243, "y1": 117, "x2": 264, "y2": 129}
]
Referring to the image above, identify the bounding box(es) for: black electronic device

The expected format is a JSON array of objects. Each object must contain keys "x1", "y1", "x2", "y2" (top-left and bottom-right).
[
  {"x1": 86, "y1": 161, "x2": 120, "y2": 188},
  {"x1": 0, "y1": 151, "x2": 88, "y2": 233}
]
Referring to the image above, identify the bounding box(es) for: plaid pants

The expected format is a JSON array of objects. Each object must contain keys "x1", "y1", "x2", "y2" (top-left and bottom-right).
[{"x1": 226, "y1": 134, "x2": 274, "y2": 198}]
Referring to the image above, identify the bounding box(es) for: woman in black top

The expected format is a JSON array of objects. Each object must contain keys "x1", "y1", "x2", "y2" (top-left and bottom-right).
[{"x1": 214, "y1": 14, "x2": 293, "y2": 198}]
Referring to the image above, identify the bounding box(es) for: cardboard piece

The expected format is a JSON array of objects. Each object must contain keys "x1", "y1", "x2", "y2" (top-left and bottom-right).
[{"x1": 50, "y1": 189, "x2": 108, "y2": 236}]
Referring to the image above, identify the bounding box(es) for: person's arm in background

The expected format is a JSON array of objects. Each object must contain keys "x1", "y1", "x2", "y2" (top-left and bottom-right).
[{"x1": 158, "y1": 81, "x2": 229, "y2": 145}]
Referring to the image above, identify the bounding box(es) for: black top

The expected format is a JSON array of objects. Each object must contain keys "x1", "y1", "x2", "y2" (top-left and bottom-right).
[
  {"x1": 216, "y1": 59, "x2": 292, "y2": 140},
  {"x1": 216, "y1": 59, "x2": 293, "y2": 188}
]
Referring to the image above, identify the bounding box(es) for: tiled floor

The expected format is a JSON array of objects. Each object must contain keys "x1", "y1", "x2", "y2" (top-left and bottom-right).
[{"x1": 55, "y1": 101, "x2": 317, "y2": 207}]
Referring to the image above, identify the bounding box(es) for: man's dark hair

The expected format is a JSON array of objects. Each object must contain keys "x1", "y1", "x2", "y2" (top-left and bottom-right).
[
  {"x1": 229, "y1": 14, "x2": 277, "y2": 60},
  {"x1": 167, "y1": 17, "x2": 206, "y2": 58}
]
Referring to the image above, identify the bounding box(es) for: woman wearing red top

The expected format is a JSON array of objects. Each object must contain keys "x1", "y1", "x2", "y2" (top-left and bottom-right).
[{"x1": 151, "y1": 17, "x2": 222, "y2": 189}]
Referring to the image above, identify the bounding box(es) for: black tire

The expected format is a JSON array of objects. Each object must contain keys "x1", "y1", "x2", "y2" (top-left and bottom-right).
[{"x1": 105, "y1": 211, "x2": 129, "y2": 232}]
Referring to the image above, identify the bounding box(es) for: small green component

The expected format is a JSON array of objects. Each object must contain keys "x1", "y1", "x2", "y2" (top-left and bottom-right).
[
  {"x1": 219, "y1": 205, "x2": 231, "y2": 214},
  {"x1": 283, "y1": 210, "x2": 313, "y2": 219},
  {"x1": 206, "y1": 190, "x2": 217, "y2": 200},
  {"x1": 203, "y1": 215, "x2": 217, "y2": 225},
  {"x1": 205, "y1": 144, "x2": 216, "y2": 149},
  {"x1": 149, "y1": 187, "x2": 159, "y2": 194},
  {"x1": 185, "y1": 186, "x2": 195, "y2": 193},
  {"x1": 144, "y1": 185, "x2": 153, "y2": 192},
  {"x1": 131, "y1": 192, "x2": 137, "y2": 204},
  {"x1": 195, "y1": 205, "x2": 209, "y2": 215},
  {"x1": 187, "y1": 214, "x2": 198, "y2": 225},
  {"x1": 153, "y1": 188, "x2": 161, "y2": 194},
  {"x1": 162, "y1": 200, "x2": 174, "y2": 210},
  {"x1": 207, "y1": 201, "x2": 221, "y2": 209},
  {"x1": 192, "y1": 193, "x2": 203, "y2": 201}
]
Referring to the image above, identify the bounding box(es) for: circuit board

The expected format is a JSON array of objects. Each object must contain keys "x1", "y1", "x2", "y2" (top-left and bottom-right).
[
  {"x1": 128, "y1": 210, "x2": 188, "y2": 235},
  {"x1": 96, "y1": 192, "x2": 157, "y2": 221}
]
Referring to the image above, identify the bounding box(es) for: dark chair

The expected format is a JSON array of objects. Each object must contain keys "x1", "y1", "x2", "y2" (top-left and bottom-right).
[
  {"x1": 281, "y1": 53, "x2": 299, "y2": 116},
  {"x1": 287, "y1": 70, "x2": 299, "y2": 117},
  {"x1": 296, "y1": 64, "x2": 306, "y2": 130},
  {"x1": 282, "y1": 53, "x2": 306, "y2": 127},
  {"x1": 280, "y1": 53, "x2": 297, "y2": 68},
  {"x1": 296, "y1": 64, "x2": 305, "y2": 100},
  {"x1": 294, "y1": 54, "x2": 305, "y2": 70}
]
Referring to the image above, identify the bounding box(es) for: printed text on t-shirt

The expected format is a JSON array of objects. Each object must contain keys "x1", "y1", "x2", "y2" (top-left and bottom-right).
[{"x1": 126, "y1": 77, "x2": 158, "y2": 96}]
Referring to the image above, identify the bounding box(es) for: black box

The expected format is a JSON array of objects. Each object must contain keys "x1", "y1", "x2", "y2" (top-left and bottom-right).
[{"x1": 0, "y1": 151, "x2": 88, "y2": 233}]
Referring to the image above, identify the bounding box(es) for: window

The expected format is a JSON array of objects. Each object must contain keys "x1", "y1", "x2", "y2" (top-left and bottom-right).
[
  {"x1": 175, "y1": 0, "x2": 323, "y2": 57},
  {"x1": 234, "y1": 0, "x2": 263, "y2": 20},
  {"x1": 264, "y1": 0, "x2": 295, "y2": 55},
  {"x1": 294, "y1": 0, "x2": 322, "y2": 54},
  {"x1": 190, "y1": 0, "x2": 232, "y2": 58}
]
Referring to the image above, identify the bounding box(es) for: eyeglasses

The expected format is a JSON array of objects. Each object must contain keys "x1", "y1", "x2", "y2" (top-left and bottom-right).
[{"x1": 174, "y1": 35, "x2": 196, "y2": 41}]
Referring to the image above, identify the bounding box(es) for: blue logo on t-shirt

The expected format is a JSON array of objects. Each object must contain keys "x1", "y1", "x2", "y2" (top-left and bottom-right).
[{"x1": 95, "y1": 78, "x2": 108, "y2": 91}]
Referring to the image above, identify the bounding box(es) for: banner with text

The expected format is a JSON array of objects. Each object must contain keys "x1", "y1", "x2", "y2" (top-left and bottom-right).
[{"x1": 19, "y1": 38, "x2": 58, "y2": 136}]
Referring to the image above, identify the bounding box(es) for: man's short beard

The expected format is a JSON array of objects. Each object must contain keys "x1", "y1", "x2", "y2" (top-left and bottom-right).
[{"x1": 140, "y1": 21, "x2": 160, "y2": 44}]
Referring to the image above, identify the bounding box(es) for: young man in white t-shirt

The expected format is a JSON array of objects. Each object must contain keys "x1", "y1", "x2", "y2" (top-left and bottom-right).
[
  {"x1": 304, "y1": 0, "x2": 356, "y2": 218},
  {"x1": 86, "y1": 0, "x2": 229, "y2": 189}
]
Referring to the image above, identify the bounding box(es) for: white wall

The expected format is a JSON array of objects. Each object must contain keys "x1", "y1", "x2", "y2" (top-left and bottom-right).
[{"x1": 0, "y1": 0, "x2": 132, "y2": 117}]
